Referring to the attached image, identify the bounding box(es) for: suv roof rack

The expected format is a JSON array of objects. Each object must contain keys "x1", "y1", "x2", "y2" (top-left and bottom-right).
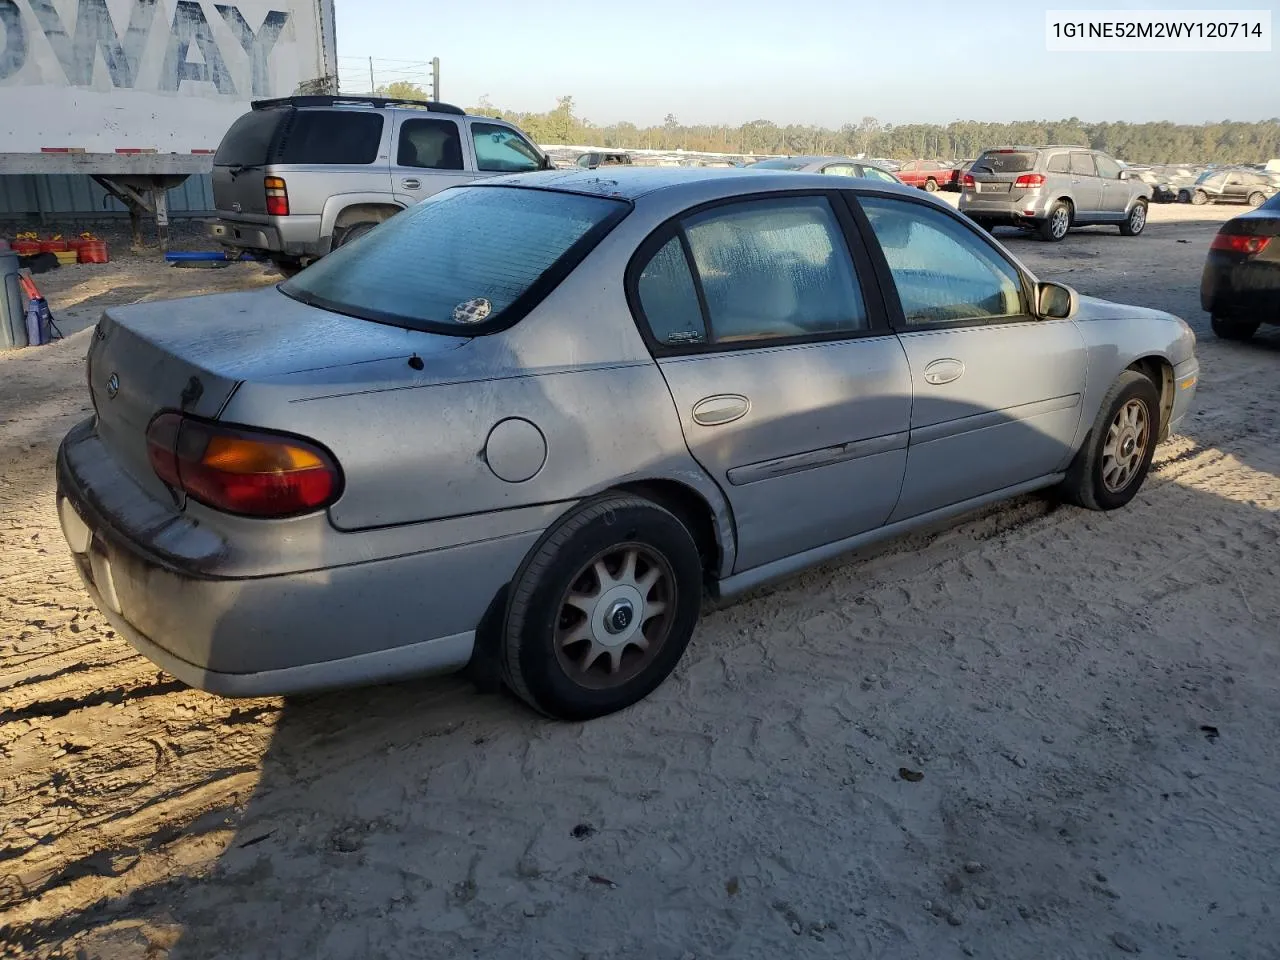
[{"x1": 251, "y1": 95, "x2": 466, "y2": 115}]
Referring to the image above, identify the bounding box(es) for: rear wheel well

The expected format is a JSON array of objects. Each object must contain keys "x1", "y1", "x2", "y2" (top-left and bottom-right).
[
  {"x1": 1126, "y1": 356, "x2": 1174, "y2": 439},
  {"x1": 616, "y1": 479, "x2": 722, "y2": 580},
  {"x1": 330, "y1": 203, "x2": 403, "y2": 246}
]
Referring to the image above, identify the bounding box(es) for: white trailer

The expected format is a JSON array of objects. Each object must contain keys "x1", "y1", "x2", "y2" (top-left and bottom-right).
[{"x1": 0, "y1": 0, "x2": 337, "y2": 248}]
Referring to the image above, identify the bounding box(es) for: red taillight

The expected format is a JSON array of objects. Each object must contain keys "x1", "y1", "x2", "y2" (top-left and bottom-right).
[
  {"x1": 145, "y1": 413, "x2": 341, "y2": 518},
  {"x1": 1210, "y1": 233, "x2": 1272, "y2": 256},
  {"x1": 264, "y1": 176, "x2": 289, "y2": 216},
  {"x1": 1014, "y1": 174, "x2": 1046, "y2": 189},
  {"x1": 962, "y1": 173, "x2": 975, "y2": 188}
]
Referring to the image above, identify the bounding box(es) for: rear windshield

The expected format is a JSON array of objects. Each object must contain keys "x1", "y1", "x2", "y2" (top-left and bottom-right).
[
  {"x1": 214, "y1": 109, "x2": 285, "y2": 166},
  {"x1": 971, "y1": 151, "x2": 1037, "y2": 175},
  {"x1": 751, "y1": 159, "x2": 809, "y2": 170},
  {"x1": 281, "y1": 187, "x2": 630, "y2": 333}
]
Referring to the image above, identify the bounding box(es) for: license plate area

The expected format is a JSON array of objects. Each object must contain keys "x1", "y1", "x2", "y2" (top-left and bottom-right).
[{"x1": 977, "y1": 182, "x2": 1011, "y2": 193}]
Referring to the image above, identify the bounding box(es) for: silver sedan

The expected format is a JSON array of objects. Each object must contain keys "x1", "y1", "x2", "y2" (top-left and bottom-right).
[{"x1": 57, "y1": 169, "x2": 1200, "y2": 720}]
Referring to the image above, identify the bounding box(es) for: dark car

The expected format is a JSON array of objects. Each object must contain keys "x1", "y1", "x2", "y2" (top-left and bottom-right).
[
  {"x1": 576, "y1": 152, "x2": 633, "y2": 169},
  {"x1": 1200, "y1": 192, "x2": 1280, "y2": 340},
  {"x1": 1187, "y1": 169, "x2": 1277, "y2": 207},
  {"x1": 946, "y1": 159, "x2": 975, "y2": 191}
]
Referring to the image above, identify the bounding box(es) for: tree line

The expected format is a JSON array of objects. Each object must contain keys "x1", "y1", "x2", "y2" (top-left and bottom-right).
[{"x1": 370, "y1": 83, "x2": 1280, "y2": 163}]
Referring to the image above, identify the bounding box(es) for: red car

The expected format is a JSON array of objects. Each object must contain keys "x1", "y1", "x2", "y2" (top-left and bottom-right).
[{"x1": 895, "y1": 160, "x2": 953, "y2": 192}]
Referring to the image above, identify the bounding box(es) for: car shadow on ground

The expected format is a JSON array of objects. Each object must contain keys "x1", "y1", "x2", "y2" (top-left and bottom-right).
[{"x1": 9, "y1": 386, "x2": 1280, "y2": 960}]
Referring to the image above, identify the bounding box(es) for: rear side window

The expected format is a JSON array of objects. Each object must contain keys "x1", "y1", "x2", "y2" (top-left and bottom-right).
[
  {"x1": 397, "y1": 118, "x2": 463, "y2": 170},
  {"x1": 636, "y1": 237, "x2": 707, "y2": 346},
  {"x1": 973, "y1": 151, "x2": 1037, "y2": 174},
  {"x1": 1047, "y1": 154, "x2": 1071, "y2": 174},
  {"x1": 682, "y1": 196, "x2": 868, "y2": 343},
  {"x1": 214, "y1": 109, "x2": 285, "y2": 166},
  {"x1": 472, "y1": 123, "x2": 542, "y2": 173},
  {"x1": 282, "y1": 187, "x2": 628, "y2": 333},
  {"x1": 275, "y1": 111, "x2": 384, "y2": 165},
  {"x1": 861, "y1": 166, "x2": 898, "y2": 183}
]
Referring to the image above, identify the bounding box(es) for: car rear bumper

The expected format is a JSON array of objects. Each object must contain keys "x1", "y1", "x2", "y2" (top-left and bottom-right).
[
  {"x1": 56, "y1": 418, "x2": 544, "y2": 696},
  {"x1": 209, "y1": 215, "x2": 324, "y2": 259},
  {"x1": 1200, "y1": 254, "x2": 1280, "y2": 321},
  {"x1": 959, "y1": 193, "x2": 1054, "y2": 220}
]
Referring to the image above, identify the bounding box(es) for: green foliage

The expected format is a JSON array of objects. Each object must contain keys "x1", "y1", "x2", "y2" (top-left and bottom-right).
[
  {"x1": 375, "y1": 80, "x2": 429, "y2": 101},
  {"x1": 461, "y1": 98, "x2": 1280, "y2": 162}
]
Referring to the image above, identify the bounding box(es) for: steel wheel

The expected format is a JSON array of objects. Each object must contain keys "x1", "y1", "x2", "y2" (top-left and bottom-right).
[
  {"x1": 554, "y1": 543, "x2": 676, "y2": 690},
  {"x1": 1101, "y1": 399, "x2": 1150, "y2": 493}
]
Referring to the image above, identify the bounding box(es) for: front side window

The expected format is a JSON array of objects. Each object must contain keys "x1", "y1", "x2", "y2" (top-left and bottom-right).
[
  {"x1": 681, "y1": 196, "x2": 868, "y2": 343},
  {"x1": 1094, "y1": 154, "x2": 1122, "y2": 179},
  {"x1": 283, "y1": 186, "x2": 628, "y2": 333},
  {"x1": 397, "y1": 118, "x2": 463, "y2": 170},
  {"x1": 859, "y1": 196, "x2": 1026, "y2": 327},
  {"x1": 861, "y1": 166, "x2": 898, "y2": 183},
  {"x1": 471, "y1": 123, "x2": 542, "y2": 173},
  {"x1": 822, "y1": 164, "x2": 857, "y2": 177}
]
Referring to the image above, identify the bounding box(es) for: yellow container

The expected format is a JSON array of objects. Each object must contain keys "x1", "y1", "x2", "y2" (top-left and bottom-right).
[{"x1": 54, "y1": 250, "x2": 78, "y2": 266}]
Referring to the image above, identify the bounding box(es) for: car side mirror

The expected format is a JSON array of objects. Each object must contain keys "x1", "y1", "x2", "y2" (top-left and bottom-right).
[
  {"x1": 1036, "y1": 281, "x2": 1078, "y2": 320},
  {"x1": 1119, "y1": 170, "x2": 1133, "y2": 180}
]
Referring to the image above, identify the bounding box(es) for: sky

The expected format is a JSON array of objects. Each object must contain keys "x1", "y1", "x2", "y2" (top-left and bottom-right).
[{"x1": 334, "y1": 0, "x2": 1279, "y2": 127}]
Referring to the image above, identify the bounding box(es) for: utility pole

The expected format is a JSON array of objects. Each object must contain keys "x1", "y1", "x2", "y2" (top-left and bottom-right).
[
  {"x1": 368, "y1": 57, "x2": 375, "y2": 94},
  {"x1": 432, "y1": 57, "x2": 440, "y2": 101}
]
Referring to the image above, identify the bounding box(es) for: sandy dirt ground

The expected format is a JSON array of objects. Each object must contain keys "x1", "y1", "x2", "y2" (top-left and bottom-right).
[{"x1": 2, "y1": 203, "x2": 1278, "y2": 960}]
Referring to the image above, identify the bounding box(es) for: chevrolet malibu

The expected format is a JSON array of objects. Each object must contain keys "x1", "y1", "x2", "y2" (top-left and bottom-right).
[{"x1": 57, "y1": 169, "x2": 1199, "y2": 721}]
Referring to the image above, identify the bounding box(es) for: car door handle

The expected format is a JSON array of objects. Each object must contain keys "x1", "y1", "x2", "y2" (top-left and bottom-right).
[
  {"x1": 401, "y1": 178, "x2": 421, "y2": 190},
  {"x1": 692, "y1": 394, "x2": 750, "y2": 426},
  {"x1": 922, "y1": 358, "x2": 965, "y2": 385}
]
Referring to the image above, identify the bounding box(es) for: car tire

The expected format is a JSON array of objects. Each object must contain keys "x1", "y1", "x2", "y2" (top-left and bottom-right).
[
  {"x1": 501, "y1": 494, "x2": 704, "y2": 721},
  {"x1": 269, "y1": 257, "x2": 304, "y2": 278},
  {"x1": 924, "y1": 178, "x2": 939, "y2": 192},
  {"x1": 1190, "y1": 190, "x2": 1209, "y2": 206},
  {"x1": 1211, "y1": 315, "x2": 1260, "y2": 341},
  {"x1": 1246, "y1": 192, "x2": 1267, "y2": 208},
  {"x1": 971, "y1": 217, "x2": 996, "y2": 233},
  {"x1": 1038, "y1": 201, "x2": 1072, "y2": 242},
  {"x1": 335, "y1": 221, "x2": 378, "y2": 248},
  {"x1": 1059, "y1": 371, "x2": 1160, "y2": 512},
  {"x1": 1119, "y1": 200, "x2": 1148, "y2": 236}
]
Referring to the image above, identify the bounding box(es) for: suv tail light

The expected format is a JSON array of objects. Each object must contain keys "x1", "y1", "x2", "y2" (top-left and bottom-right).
[
  {"x1": 962, "y1": 173, "x2": 975, "y2": 188},
  {"x1": 1014, "y1": 174, "x2": 1046, "y2": 189},
  {"x1": 146, "y1": 413, "x2": 342, "y2": 518},
  {"x1": 1210, "y1": 233, "x2": 1272, "y2": 256},
  {"x1": 264, "y1": 176, "x2": 290, "y2": 216}
]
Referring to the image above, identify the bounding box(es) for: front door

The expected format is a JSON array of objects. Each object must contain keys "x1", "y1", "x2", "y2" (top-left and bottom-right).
[
  {"x1": 854, "y1": 194, "x2": 1087, "y2": 521},
  {"x1": 466, "y1": 120, "x2": 546, "y2": 177},
  {"x1": 628, "y1": 193, "x2": 912, "y2": 573},
  {"x1": 389, "y1": 113, "x2": 477, "y2": 207},
  {"x1": 1095, "y1": 153, "x2": 1132, "y2": 218},
  {"x1": 1070, "y1": 152, "x2": 1103, "y2": 217}
]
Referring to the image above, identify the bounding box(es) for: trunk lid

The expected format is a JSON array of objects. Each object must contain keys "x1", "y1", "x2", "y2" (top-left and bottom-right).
[{"x1": 87, "y1": 287, "x2": 468, "y2": 501}]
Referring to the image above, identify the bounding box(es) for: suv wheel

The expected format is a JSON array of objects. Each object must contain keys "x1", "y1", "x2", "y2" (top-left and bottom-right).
[
  {"x1": 335, "y1": 221, "x2": 379, "y2": 248},
  {"x1": 1246, "y1": 191, "x2": 1267, "y2": 208},
  {"x1": 1190, "y1": 190, "x2": 1209, "y2": 206},
  {"x1": 924, "y1": 178, "x2": 939, "y2": 192},
  {"x1": 1119, "y1": 200, "x2": 1147, "y2": 237},
  {"x1": 1038, "y1": 201, "x2": 1072, "y2": 242},
  {"x1": 1211, "y1": 316, "x2": 1259, "y2": 341}
]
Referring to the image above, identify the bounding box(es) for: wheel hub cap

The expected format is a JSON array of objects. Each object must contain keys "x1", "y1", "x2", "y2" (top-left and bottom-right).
[
  {"x1": 1101, "y1": 398, "x2": 1149, "y2": 493},
  {"x1": 598, "y1": 591, "x2": 640, "y2": 642}
]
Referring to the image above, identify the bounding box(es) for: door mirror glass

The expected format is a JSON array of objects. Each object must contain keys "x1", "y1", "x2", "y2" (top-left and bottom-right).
[
  {"x1": 1037, "y1": 281, "x2": 1078, "y2": 319},
  {"x1": 1119, "y1": 170, "x2": 1132, "y2": 180}
]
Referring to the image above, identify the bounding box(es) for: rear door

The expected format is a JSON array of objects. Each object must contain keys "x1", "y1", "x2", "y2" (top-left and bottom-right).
[
  {"x1": 1069, "y1": 152, "x2": 1103, "y2": 216},
  {"x1": 628, "y1": 192, "x2": 911, "y2": 573},
  {"x1": 389, "y1": 113, "x2": 476, "y2": 206},
  {"x1": 853, "y1": 193, "x2": 1087, "y2": 521}
]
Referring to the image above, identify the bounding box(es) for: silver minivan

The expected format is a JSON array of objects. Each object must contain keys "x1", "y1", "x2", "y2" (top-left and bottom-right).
[
  {"x1": 209, "y1": 95, "x2": 554, "y2": 275},
  {"x1": 958, "y1": 145, "x2": 1152, "y2": 241}
]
